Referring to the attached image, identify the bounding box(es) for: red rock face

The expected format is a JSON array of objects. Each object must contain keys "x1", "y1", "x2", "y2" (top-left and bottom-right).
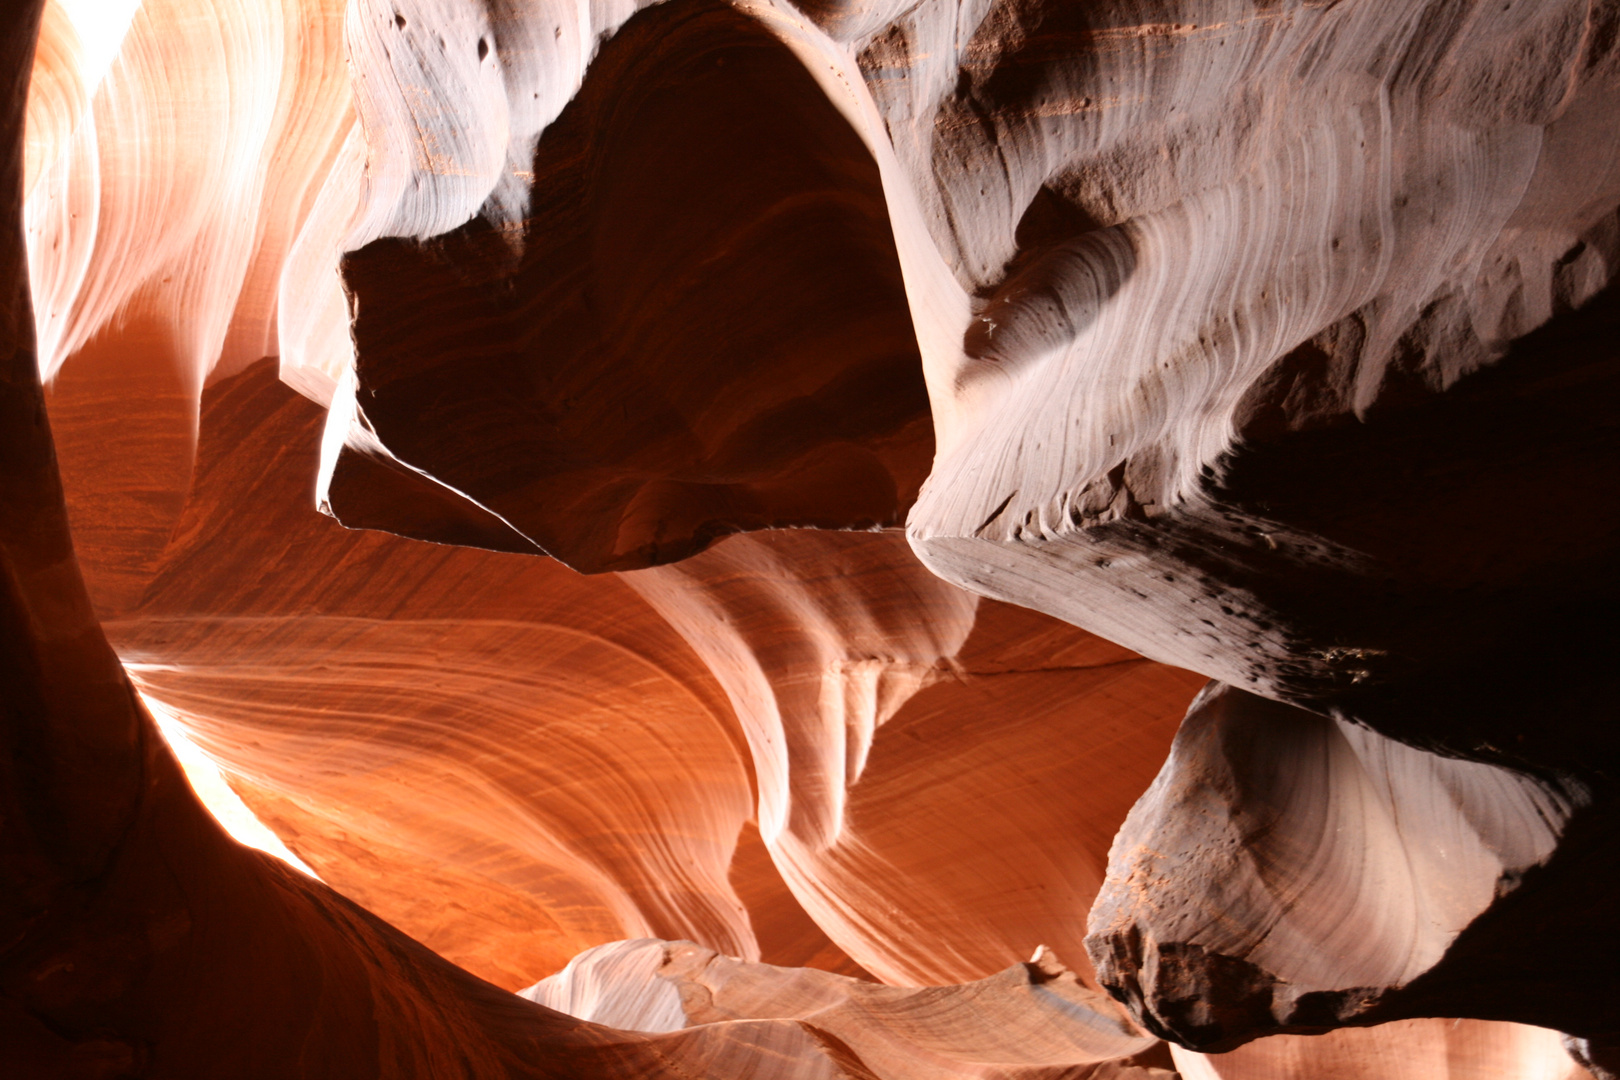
[{"x1": 7, "y1": 0, "x2": 1619, "y2": 1077}]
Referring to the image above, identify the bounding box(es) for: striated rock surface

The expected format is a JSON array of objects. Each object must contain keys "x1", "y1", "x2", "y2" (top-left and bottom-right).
[
  {"x1": 316, "y1": 0, "x2": 1620, "y2": 772},
  {"x1": 313, "y1": 0, "x2": 1620, "y2": 1051},
  {"x1": 6, "y1": 14, "x2": 1185, "y2": 1072},
  {"x1": 898, "y1": 0, "x2": 1620, "y2": 773},
  {"x1": 11, "y1": 0, "x2": 1620, "y2": 1076},
  {"x1": 4, "y1": 15, "x2": 1069, "y2": 1073},
  {"x1": 627, "y1": 534, "x2": 1205, "y2": 986},
  {"x1": 100, "y1": 359, "x2": 779, "y2": 986},
  {"x1": 323, "y1": 0, "x2": 933, "y2": 570},
  {"x1": 27, "y1": 0, "x2": 352, "y2": 614},
  {"x1": 79, "y1": 356, "x2": 1202, "y2": 992}
]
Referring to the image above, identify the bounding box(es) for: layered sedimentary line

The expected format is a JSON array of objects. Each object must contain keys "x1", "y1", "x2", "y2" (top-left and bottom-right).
[
  {"x1": 906, "y1": 0, "x2": 1607, "y2": 524},
  {"x1": 9, "y1": 9, "x2": 1185, "y2": 1070},
  {"x1": 897, "y1": 0, "x2": 1620, "y2": 780},
  {"x1": 26, "y1": 0, "x2": 352, "y2": 386},
  {"x1": 78, "y1": 356, "x2": 1207, "y2": 994}
]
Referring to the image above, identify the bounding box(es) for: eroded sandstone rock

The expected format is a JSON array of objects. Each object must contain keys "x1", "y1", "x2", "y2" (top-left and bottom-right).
[
  {"x1": 901, "y1": 0, "x2": 1620, "y2": 776},
  {"x1": 1087, "y1": 683, "x2": 1618, "y2": 1052},
  {"x1": 12, "y1": 0, "x2": 1619, "y2": 1076},
  {"x1": 1175, "y1": 1018, "x2": 1594, "y2": 1080},
  {"x1": 523, "y1": 938, "x2": 1175, "y2": 1078},
  {"x1": 87, "y1": 358, "x2": 1202, "y2": 992},
  {"x1": 1, "y1": 13, "x2": 893, "y2": 1071}
]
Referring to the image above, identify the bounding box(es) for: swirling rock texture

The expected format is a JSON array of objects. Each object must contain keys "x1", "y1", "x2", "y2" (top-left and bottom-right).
[
  {"x1": 7, "y1": 0, "x2": 1619, "y2": 1078},
  {"x1": 7, "y1": 5, "x2": 1181, "y2": 1074}
]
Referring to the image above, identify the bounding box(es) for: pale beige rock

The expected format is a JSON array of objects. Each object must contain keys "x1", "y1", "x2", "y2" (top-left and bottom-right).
[
  {"x1": 523, "y1": 938, "x2": 1173, "y2": 1079},
  {"x1": 1087, "y1": 682, "x2": 1614, "y2": 1052},
  {"x1": 1173, "y1": 1019, "x2": 1594, "y2": 1080}
]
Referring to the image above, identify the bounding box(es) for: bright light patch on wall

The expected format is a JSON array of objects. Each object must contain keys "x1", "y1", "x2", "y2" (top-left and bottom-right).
[
  {"x1": 55, "y1": 0, "x2": 144, "y2": 98},
  {"x1": 142, "y1": 692, "x2": 321, "y2": 879}
]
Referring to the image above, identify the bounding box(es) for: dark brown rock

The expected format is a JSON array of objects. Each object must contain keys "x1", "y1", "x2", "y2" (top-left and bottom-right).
[{"x1": 326, "y1": 0, "x2": 932, "y2": 572}]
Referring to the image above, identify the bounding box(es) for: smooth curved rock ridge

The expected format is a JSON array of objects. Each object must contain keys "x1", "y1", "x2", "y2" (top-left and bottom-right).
[
  {"x1": 2, "y1": 20, "x2": 1083, "y2": 1073},
  {"x1": 898, "y1": 0, "x2": 1618, "y2": 519},
  {"x1": 299, "y1": 0, "x2": 1620, "y2": 1034},
  {"x1": 145, "y1": 691, "x2": 322, "y2": 877},
  {"x1": 1086, "y1": 682, "x2": 1614, "y2": 1050},
  {"x1": 108, "y1": 363, "x2": 763, "y2": 988},
  {"x1": 280, "y1": 0, "x2": 675, "y2": 406},
  {"x1": 523, "y1": 938, "x2": 1173, "y2": 1078},
  {"x1": 21, "y1": 0, "x2": 137, "y2": 205},
  {"x1": 315, "y1": 0, "x2": 1620, "y2": 784},
  {"x1": 624, "y1": 530, "x2": 981, "y2": 853},
  {"x1": 21, "y1": 0, "x2": 359, "y2": 614},
  {"x1": 525, "y1": 938, "x2": 693, "y2": 1034},
  {"x1": 319, "y1": 0, "x2": 1620, "y2": 573},
  {"x1": 625, "y1": 530, "x2": 1206, "y2": 986},
  {"x1": 13, "y1": 0, "x2": 1620, "y2": 1074},
  {"x1": 277, "y1": 117, "x2": 364, "y2": 404},
  {"x1": 344, "y1": 0, "x2": 667, "y2": 246}
]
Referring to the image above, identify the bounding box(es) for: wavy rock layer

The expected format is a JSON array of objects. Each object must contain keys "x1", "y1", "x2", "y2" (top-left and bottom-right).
[
  {"x1": 26, "y1": 0, "x2": 352, "y2": 615},
  {"x1": 12, "y1": 0, "x2": 1619, "y2": 1076},
  {"x1": 320, "y1": 0, "x2": 1620, "y2": 1051},
  {"x1": 627, "y1": 540, "x2": 1205, "y2": 986},
  {"x1": 1, "y1": 19, "x2": 1049, "y2": 1073},
  {"x1": 99, "y1": 360, "x2": 770, "y2": 987},
  {"x1": 86, "y1": 357, "x2": 1204, "y2": 991},
  {"x1": 323, "y1": 0, "x2": 1620, "y2": 767}
]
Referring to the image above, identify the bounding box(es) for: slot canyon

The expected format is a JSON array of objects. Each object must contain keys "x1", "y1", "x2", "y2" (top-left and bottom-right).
[{"x1": 3, "y1": 0, "x2": 1618, "y2": 1076}]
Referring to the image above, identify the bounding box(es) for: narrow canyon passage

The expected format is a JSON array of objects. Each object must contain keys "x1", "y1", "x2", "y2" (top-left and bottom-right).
[{"x1": 3, "y1": 0, "x2": 1618, "y2": 1077}]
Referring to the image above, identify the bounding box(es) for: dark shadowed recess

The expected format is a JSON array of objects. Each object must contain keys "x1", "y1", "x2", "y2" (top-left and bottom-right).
[
  {"x1": 333, "y1": 0, "x2": 931, "y2": 573},
  {"x1": 1214, "y1": 274, "x2": 1620, "y2": 778}
]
